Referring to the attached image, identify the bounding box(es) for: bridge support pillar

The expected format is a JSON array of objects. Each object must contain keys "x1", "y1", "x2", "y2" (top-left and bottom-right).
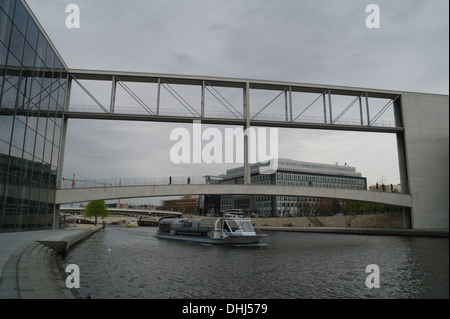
[{"x1": 244, "y1": 82, "x2": 251, "y2": 185}]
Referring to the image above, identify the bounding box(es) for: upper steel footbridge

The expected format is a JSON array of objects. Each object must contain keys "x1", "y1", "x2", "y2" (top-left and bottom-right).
[{"x1": 60, "y1": 69, "x2": 408, "y2": 188}]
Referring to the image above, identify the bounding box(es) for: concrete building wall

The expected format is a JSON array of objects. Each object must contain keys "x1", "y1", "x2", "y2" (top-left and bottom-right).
[{"x1": 401, "y1": 93, "x2": 449, "y2": 229}]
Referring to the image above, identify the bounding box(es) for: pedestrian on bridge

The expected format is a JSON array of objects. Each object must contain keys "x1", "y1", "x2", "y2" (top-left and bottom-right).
[{"x1": 169, "y1": 175, "x2": 172, "y2": 185}]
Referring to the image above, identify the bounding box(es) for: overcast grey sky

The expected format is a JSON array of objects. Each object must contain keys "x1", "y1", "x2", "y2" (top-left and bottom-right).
[{"x1": 26, "y1": 0, "x2": 449, "y2": 205}]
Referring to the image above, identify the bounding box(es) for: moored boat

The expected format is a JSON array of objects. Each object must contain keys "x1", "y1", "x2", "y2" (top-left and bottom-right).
[
  {"x1": 156, "y1": 217, "x2": 266, "y2": 245},
  {"x1": 117, "y1": 219, "x2": 139, "y2": 228}
]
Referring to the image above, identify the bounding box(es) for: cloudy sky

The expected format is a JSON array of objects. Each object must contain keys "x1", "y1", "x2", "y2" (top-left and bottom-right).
[{"x1": 26, "y1": 0, "x2": 449, "y2": 205}]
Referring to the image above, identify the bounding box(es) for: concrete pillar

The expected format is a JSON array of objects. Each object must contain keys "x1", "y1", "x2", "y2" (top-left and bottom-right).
[
  {"x1": 53, "y1": 76, "x2": 71, "y2": 229},
  {"x1": 394, "y1": 97, "x2": 410, "y2": 195},
  {"x1": 243, "y1": 82, "x2": 251, "y2": 185}
]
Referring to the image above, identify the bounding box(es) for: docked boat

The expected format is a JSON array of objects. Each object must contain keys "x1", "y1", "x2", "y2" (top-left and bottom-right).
[
  {"x1": 156, "y1": 217, "x2": 266, "y2": 245},
  {"x1": 117, "y1": 219, "x2": 139, "y2": 228}
]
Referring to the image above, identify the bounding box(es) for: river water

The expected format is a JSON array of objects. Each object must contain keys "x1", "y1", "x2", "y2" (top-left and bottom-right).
[{"x1": 61, "y1": 226, "x2": 448, "y2": 299}]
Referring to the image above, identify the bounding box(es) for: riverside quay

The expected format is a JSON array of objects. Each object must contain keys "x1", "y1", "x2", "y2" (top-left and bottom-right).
[{"x1": 0, "y1": 0, "x2": 449, "y2": 233}]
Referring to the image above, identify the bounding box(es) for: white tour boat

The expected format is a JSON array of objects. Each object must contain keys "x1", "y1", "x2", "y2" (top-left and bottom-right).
[{"x1": 156, "y1": 217, "x2": 266, "y2": 245}]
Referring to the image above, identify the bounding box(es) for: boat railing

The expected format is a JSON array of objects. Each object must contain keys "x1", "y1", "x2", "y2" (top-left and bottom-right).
[{"x1": 254, "y1": 228, "x2": 264, "y2": 235}]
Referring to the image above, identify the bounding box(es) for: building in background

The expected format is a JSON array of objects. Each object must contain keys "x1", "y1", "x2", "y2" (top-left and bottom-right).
[
  {"x1": 0, "y1": 0, "x2": 68, "y2": 232},
  {"x1": 220, "y1": 158, "x2": 367, "y2": 217},
  {"x1": 159, "y1": 196, "x2": 200, "y2": 214}
]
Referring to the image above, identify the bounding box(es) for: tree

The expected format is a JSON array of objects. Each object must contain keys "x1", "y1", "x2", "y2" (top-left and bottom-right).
[
  {"x1": 315, "y1": 199, "x2": 332, "y2": 216},
  {"x1": 84, "y1": 200, "x2": 109, "y2": 226}
]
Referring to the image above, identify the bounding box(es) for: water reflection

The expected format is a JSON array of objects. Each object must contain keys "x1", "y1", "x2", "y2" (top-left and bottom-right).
[{"x1": 62, "y1": 227, "x2": 449, "y2": 299}]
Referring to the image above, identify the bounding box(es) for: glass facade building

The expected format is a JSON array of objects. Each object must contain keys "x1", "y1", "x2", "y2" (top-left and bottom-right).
[
  {"x1": 0, "y1": 0, "x2": 68, "y2": 232},
  {"x1": 220, "y1": 159, "x2": 367, "y2": 217}
]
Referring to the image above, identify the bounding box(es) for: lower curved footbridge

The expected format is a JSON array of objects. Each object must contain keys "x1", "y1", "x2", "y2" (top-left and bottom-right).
[{"x1": 55, "y1": 184, "x2": 412, "y2": 208}]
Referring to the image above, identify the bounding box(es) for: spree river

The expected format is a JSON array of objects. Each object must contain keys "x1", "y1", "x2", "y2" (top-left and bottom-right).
[{"x1": 61, "y1": 226, "x2": 448, "y2": 299}]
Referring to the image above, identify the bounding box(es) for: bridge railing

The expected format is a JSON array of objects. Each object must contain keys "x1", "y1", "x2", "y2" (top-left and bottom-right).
[
  {"x1": 59, "y1": 176, "x2": 403, "y2": 196},
  {"x1": 67, "y1": 104, "x2": 396, "y2": 128},
  {"x1": 60, "y1": 176, "x2": 208, "y2": 189}
]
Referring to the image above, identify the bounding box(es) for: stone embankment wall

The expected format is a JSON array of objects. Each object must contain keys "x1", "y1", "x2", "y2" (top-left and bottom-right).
[{"x1": 252, "y1": 212, "x2": 405, "y2": 229}]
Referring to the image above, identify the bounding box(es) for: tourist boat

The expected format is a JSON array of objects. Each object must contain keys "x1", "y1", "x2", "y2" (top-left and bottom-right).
[
  {"x1": 117, "y1": 219, "x2": 139, "y2": 228},
  {"x1": 156, "y1": 217, "x2": 266, "y2": 245}
]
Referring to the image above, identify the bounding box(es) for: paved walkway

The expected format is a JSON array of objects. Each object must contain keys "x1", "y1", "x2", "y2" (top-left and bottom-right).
[{"x1": 0, "y1": 226, "x2": 102, "y2": 299}]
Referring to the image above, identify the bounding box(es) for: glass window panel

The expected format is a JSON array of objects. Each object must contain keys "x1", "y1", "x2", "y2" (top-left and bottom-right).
[
  {"x1": 3, "y1": 193, "x2": 18, "y2": 221},
  {"x1": 54, "y1": 116, "x2": 62, "y2": 128},
  {"x1": 9, "y1": 144, "x2": 21, "y2": 159},
  {"x1": 48, "y1": 96, "x2": 57, "y2": 112},
  {"x1": 45, "y1": 118, "x2": 54, "y2": 141},
  {"x1": 33, "y1": 54, "x2": 44, "y2": 69},
  {"x1": 9, "y1": 26, "x2": 24, "y2": 60},
  {"x1": 45, "y1": 46, "x2": 55, "y2": 68},
  {"x1": 16, "y1": 193, "x2": 29, "y2": 231},
  {"x1": 23, "y1": 126, "x2": 35, "y2": 155},
  {"x1": 31, "y1": 164, "x2": 40, "y2": 183},
  {"x1": 21, "y1": 151, "x2": 32, "y2": 173},
  {"x1": 40, "y1": 167, "x2": 50, "y2": 186},
  {"x1": 37, "y1": 115, "x2": 46, "y2": 136},
  {"x1": 42, "y1": 70, "x2": 52, "y2": 92},
  {"x1": 51, "y1": 145, "x2": 59, "y2": 168},
  {"x1": 0, "y1": 66, "x2": 4, "y2": 93},
  {"x1": 49, "y1": 169, "x2": 57, "y2": 189},
  {"x1": 53, "y1": 125, "x2": 60, "y2": 146},
  {"x1": 39, "y1": 93, "x2": 50, "y2": 111},
  {"x1": 0, "y1": 138, "x2": 10, "y2": 156},
  {"x1": 22, "y1": 41, "x2": 35, "y2": 68},
  {"x1": 12, "y1": 0, "x2": 27, "y2": 35},
  {"x1": 22, "y1": 71, "x2": 33, "y2": 105},
  {"x1": 22, "y1": 147, "x2": 32, "y2": 161},
  {"x1": 34, "y1": 133, "x2": 44, "y2": 160},
  {"x1": 25, "y1": 198, "x2": 35, "y2": 229},
  {"x1": 50, "y1": 77, "x2": 59, "y2": 100},
  {"x1": 0, "y1": 0, "x2": 16, "y2": 17},
  {"x1": 0, "y1": 114, "x2": 13, "y2": 143},
  {"x1": 17, "y1": 71, "x2": 26, "y2": 99},
  {"x1": 26, "y1": 113, "x2": 37, "y2": 130},
  {"x1": 57, "y1": 85, "x2": 66, "y2": 106},
  {"x1": 0, "y1": 10, "x2": 12, "y2": 47},
  {"x1": 11, "y1": 116, "x2": 25, "y2": 149},
  {"x1": 43, "y1": 139, "x2": 52, "y2": 164},
  {"x1": 35, "y1": 31, "x2": 47, "y2": 61},
  {"x1": 6, "y1": 46, "x2": 20, "y2": 69},
  {"x1": 30, "y1": 77, "x2": 42, "y2": 106},
  {"x1": 25, "y1": 16, "x2": 38, "y2": 49},
  {"x1": 1, "y1": 79, "x2": 18, "y2": 109}
]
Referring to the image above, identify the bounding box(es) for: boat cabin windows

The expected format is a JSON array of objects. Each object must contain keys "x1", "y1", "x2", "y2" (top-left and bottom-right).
[
  {"x1": 223, "y1": 219, "x2": 255, "y2": 233},
  {"x1": 158, "y1": 218, "x2": 173, "y2": 233},
  {"x1": 240, "y1": 220, "x2": 254, "y2": 232}
]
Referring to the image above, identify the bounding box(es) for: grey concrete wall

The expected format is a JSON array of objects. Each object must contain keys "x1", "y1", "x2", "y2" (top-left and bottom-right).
[
  {"x1": 401, "y1": 93, "x2": 449, "y2": 229},
  {"x1": 252, "y1": 212, "x2": 406, "y2": 229}
]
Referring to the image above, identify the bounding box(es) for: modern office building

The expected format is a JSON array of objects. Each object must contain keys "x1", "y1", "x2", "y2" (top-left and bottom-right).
[
  {"x1": 0, "y1": 0, "x2": 68, "y2": 232},
  {"x1": 220, "y1": 158, "x2": 367, "y2": 217}
]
